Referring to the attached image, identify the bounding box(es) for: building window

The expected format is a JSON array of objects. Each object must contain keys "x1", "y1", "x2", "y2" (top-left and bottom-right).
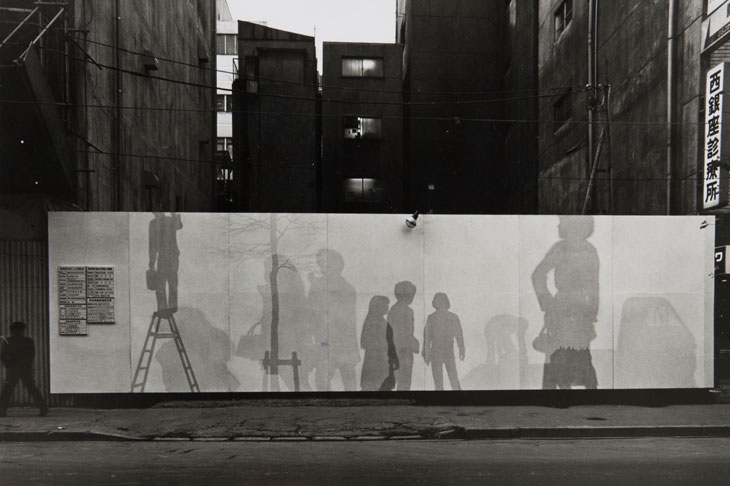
[
  {"x1": 554, "y1": 0, "x2": 573, "y2": 39},
  {"x1": 553, "y1": 92, "x2": 572, "y2": 130},
  {"x1": 216, "y1": 34, "x2": 237, "y2": 55},
  {"x1": 216, "y1": 137, "x2": 233, "y2": 161},
  {"x1": 344, "y1": 116, "x2": 382, "y2": 140},
  {"x1": 341, "y1": 57, "x2": 384, "y2": 78},
  {"x1": 343, "y1": 178, "x2": 384, "y2": 203},
  {"x1": 244, "y1": 56, "x2": 259, "y2": 93},
  {"x1": 216, "y1": 94, "x2": 233, "y2": 112}
]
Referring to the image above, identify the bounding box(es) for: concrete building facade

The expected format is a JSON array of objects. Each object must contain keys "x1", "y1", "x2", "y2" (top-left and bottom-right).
[
  {"x1": 321, "y1": 42, "x2": 404, "y2": 212},
  {"x1": 396, "y1": 0, "x2": 507, "y2": 214},
  {"x1": 70, "y1": 0, "x2": 217, "y2": 213},
  {"x1": 233, "y1": 21, "x2": 319, "y2": 212},
  {"x1": 536, "y1": 0, "x2": 702, "y2": 215}
]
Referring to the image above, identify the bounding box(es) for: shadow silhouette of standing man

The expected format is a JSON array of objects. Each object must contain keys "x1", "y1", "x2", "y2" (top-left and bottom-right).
[
  {"x1": 308, "y1": 250, "x2": 359, "y2": 391},
  {"x1": 149, "y1": 212, "x2": 182, "y2": 315},
  {"x1": 423, "y1": 293, "x2": 464, "y2": 391},
  {"x1": 388, "y1": 281, "x2": 418, "y2": 391},
  {"x1": 0, "y1": 322, "x2": 48, "y2": 417}
]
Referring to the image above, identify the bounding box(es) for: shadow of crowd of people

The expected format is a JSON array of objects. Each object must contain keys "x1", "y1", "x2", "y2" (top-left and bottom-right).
[{"x1": 236, "y1": 249, "x2": 469, "y2": 392}]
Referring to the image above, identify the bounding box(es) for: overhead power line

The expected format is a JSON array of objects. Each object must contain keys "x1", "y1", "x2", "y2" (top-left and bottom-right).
[
  {"x1": 0, "y1": 96, "x2": 710, "y2": 127},
  {"x1": 36, "y1": 45, "x2": 579, "y2": 108},
  {"x1": 76, "y1": 148, "x2": 700, "y2": 183},
  {"x1": 76, "y1": 34, "x2": 573, "y2": 98}
]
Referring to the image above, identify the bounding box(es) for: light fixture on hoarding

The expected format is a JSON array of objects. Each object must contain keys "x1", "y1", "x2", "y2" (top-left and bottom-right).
[{"x1": 405, "y1": 211, "x2": 419, "y2": 229}]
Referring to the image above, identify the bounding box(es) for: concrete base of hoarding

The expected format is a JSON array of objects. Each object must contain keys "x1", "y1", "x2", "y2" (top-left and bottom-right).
[{"x1": 58, "y1": 387, "x2": 723, "y2": 409}]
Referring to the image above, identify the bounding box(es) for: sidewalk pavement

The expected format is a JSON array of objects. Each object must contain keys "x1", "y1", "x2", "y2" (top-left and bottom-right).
[{"x1": 1, "y1": 397, "x2": 730, "y2": 442}]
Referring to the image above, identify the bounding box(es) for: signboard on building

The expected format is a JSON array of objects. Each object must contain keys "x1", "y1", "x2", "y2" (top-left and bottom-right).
[
  {"x1": 703, "y1": 63, "x2": 730, "y2": 210},
  {"x1": 703, "y1": 0, "x2": 730, "y2": 51},
  {"x1": 86, "y1": 266, "x2": 115, "y2": 324},
  {"x1": 58, "y1": 266, "x2": 87, "y2": 336},
  {"x1": 716, "y1": 245, "x2": 729, "y2": 274}
]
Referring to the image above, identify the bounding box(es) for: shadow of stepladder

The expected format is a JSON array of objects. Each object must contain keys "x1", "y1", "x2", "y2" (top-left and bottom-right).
[
  {"x1": 615, "y1": 297, "x2": 696, "y2": 389},
  {"x1": 156, "y1": 307, "x2": 240, "y2": 392}
]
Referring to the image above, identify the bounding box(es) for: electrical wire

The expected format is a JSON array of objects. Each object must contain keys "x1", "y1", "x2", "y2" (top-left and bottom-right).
[
  {"x1": 77, "y1": 34, "x2": 576, "y2": 98},
  {"x1": 0, "y1": 96, "x2": 711, "y2": 127},
  {"x1": 29, "y1": 46, "x2": 720, "y2": 126},
  {"x1": 3, "y1": 28, "x2": 705, "y2": 185},
  {"x1": 72, "y1": 148, "x2": 699, "y2": 184},
  {"x1": 36, "y1": 44, "x2": 580, "y2": 107}
]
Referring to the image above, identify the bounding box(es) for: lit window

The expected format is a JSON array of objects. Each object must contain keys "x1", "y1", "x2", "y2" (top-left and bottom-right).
[
  {"x1": 343, "y1": 116, "x2": 382, "y2": 140},
  {"x1": 342, "y1": 57, "x2": 384, "y2": 78},
  {"x1": 343, "y1": 178, "x2": 384, "y2": 202},
  {"x1": 554, "y1": 0, "x2": 573, "y2": 39}
]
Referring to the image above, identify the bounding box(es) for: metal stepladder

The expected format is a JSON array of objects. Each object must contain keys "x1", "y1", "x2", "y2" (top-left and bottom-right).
[{"x1": 132, "y1": 310, "x2": 200, "y2": 393}]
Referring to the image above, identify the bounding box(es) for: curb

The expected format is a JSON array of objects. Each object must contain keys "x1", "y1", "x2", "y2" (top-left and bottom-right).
[
  {"x1": 3, "y1": 425, "x2": 730, "y2": 442},
  {"x1": 0, "y1": 431, "x2": 146, "y2": 442},
  {"x1": 465, "y1": 425, "x2": 730, "y2": 440}
]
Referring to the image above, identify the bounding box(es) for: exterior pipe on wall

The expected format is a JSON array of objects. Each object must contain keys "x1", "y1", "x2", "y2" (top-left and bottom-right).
[
  {"x1": 666, "y1": 0, "x2": 676, "y2": 215},
  {"x1": 114, "y1": 0, "x2": 122, "y2": 210},
  {"x1": 587, "y1": 0, "x2": 595, "y2": 205}
]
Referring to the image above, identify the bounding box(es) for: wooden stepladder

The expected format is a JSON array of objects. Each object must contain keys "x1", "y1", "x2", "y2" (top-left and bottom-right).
[{"x1": 132, "y1": 311, "x2": 200, "y2": 393}]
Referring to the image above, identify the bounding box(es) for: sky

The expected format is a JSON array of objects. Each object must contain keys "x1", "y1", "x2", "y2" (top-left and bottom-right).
[{"x1": 225, "y1": 0, "x2": 396, "y2": 70}]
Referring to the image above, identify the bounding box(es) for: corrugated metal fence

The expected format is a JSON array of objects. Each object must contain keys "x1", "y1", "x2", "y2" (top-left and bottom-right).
[{"x1": 0, "y1": 241, "x2": 71, "y2": 407}]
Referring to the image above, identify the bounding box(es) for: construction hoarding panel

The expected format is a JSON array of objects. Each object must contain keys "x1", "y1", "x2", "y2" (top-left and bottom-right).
[{"x1": 49, "y1": 213, "x2": 715, "y2": 393}]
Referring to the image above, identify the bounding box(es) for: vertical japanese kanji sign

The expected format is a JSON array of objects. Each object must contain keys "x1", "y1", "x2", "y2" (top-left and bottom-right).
[{"x1": 703, "y1": 62, "x2": 730, "y2": 210}]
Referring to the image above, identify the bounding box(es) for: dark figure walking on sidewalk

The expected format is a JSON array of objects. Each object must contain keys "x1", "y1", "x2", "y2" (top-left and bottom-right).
[{"x1": 0, "y1": 322, "x2": 48, "y2": 417}]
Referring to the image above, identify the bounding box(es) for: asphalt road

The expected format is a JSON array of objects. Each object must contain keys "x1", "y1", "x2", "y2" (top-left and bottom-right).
[{"x1": 1, "y1": 438, "x2": 729, "y2": 485}]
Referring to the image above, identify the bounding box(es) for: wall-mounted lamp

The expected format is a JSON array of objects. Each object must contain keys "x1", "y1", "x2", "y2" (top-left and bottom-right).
[{"x1": 405, "y1": 211, "x2": 419, "y2": 229}]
